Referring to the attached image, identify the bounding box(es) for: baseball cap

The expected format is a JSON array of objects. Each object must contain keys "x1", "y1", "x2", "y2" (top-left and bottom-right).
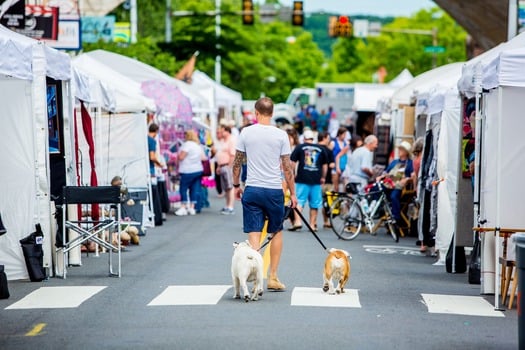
[{"x1": 303, "y1": 130, "x2": 314, "y2": 140}]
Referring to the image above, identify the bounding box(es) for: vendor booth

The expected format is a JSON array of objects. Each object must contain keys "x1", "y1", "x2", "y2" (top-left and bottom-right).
[
  {"x1": 414, "y1": 86, "x2": 464, "y2": 266},
  {"x1": 83, "y1": 50, "x2": 211, "y2": 117},
  {"x1": 72, "y1": 54, "x2": 155, "y2": 239},
  {"x1": 463, "y1": 46, "x2": 525, "y2": 308},
  {"x1": 458, "y1": 32, "x2": 525, "y2": 306},
  {"x1": 0, "y1": 25, "x2": 72, "y2": 280}
]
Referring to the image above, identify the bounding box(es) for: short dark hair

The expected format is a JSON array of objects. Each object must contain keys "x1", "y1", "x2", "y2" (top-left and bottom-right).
[
  {"x1": 317, "y1": 131, "x2": 329, "y2": 143},
  {"x1": 148, "y1": 123, "x2": 159, "y2": 133},
  {"x1": 255, "y1": 97, "x2": 273, "y2": 117},
  {"x1": 221, "y1": 125, "x2": 232, "y2": 134}
]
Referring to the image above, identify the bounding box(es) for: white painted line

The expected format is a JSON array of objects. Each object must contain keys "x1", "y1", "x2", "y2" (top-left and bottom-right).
[
  {"x1": 291, "y1": 287, "x2": 361, "y2": 308},
  {"x1": 362, "y1": 245, "x2": 421, "y2": 251},
  {"x1": 5, "y1": 286, "x2": 107, "y2": 309},
  {"x1": 148, "y1": 285, "x2": 231, "y2": 306},
  {"x1": 421, "y1": 293, "x2": 505, "y2": 317}
]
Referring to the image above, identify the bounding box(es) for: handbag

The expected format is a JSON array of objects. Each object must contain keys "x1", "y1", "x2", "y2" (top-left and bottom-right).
[
  {"x1": 201, "y1": 159, "x2": 212, "y2": 177},
  {"x1": 468, "y1": 233, "x2": 481, "y2": 284}
]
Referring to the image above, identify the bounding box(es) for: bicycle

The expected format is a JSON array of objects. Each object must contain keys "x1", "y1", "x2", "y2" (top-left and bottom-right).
[{"x1": 327, "y1": 181, "x2": 399, "y2": 242}]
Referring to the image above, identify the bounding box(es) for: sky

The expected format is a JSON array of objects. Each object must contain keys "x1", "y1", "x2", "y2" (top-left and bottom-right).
[{"x1": 294, "y1": 0, "x2": 436, "y2": 17}]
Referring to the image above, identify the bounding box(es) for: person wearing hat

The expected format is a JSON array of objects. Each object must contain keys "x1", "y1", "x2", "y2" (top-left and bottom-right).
[
  {"x1": 289, "y1": 129, "x2": 329, "y2": 231},
  {"x1": 380, "y1": 141, "x2": 414, "y2": 227}
]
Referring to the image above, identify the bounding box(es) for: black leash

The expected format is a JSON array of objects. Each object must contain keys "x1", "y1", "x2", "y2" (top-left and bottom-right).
[
  {"x1": 293, "y1": 207, "x2": 329, "y2": 251},
  {"x1": 258, "y1": 206, "x2": 330, "y2": 253},
  {"x1": 258, "y1": 206, "x2": 292, "y2": 252}
]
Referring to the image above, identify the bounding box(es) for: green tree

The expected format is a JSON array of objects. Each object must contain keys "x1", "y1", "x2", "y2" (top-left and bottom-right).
[{"x1": 329, "y1": 8, "x2": 467, "y2": 83}]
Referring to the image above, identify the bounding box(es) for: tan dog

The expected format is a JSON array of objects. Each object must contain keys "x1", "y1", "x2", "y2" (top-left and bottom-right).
[{"x1": 323, "y1": 248, "x2": 351, "y2": 295}]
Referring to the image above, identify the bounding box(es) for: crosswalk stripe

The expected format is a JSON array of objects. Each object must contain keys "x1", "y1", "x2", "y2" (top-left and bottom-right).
[
  {"x1": 147, "y1": 285, "x2": 232, "y2": 306},
  {"x1": 421, "y1": 293, "x2": 505, "y2": 317},
  {"x1": 5, "y1": 286, "x2": 107, "y2": 309},
  {"x1": 291, "y1": 287, "x2": 362, "y2": 308}
]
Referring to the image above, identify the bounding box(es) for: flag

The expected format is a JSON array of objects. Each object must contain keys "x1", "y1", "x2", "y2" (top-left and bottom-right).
[{"x1": 175, "y1": 51, "x2": 199, "y2": 84}]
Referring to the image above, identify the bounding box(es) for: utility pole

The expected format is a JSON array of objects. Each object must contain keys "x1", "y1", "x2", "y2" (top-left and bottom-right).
[
  {"x1": 508, "y1": 0, "x2": 518, "y2": 40},
  {"x1": 130, "y1": 0, "x2": 137, "y2": 43},
  {"x1": 432, "y1": 27, "x2": 438, "y2": 69},
  {"x1": 165, "y1": 0, "x2": 172, "y2": 43},
  {"x1": 215, "y1": 0, "x2": 221, "y2": 85}
]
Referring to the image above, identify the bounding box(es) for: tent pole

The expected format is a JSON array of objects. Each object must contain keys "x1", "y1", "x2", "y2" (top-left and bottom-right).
[{"x1": 494, "y1": 87, "x2": 505, "y2": 311}]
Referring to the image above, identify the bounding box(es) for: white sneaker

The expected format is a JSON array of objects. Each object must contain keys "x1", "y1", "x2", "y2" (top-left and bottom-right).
[
  {"x1": 175, "y1": 207, "x2": 188, "y2": 216},
  {"x1": 187, "y1": 208, "x2": 196, "y2": 215},
  {"x1": 221, "y1": 208, "x2": 235, "y2": 215}
]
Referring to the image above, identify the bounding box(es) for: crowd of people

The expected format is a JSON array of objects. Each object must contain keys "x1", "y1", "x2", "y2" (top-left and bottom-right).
[{"x1": 145, "y1": 97, "x2": 427, "y2": 289}]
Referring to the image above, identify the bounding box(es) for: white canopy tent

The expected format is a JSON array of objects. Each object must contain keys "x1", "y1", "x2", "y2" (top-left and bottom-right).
[
  {"x1": 388, "y1": 68, "x2": 414, "y2": 88},
  {"x1": 353, "y1": 83, "x2": 397, "y2": 112},
  {"x1": 192, "y1": 71, "x2": 242, "y2": 115},
  {"x1": 72, "y1": 54, "x2": 154, "y2": 190},
  {"x1": 469, "y1": 47, "x2": 525, "y2": 303},
  {"x1": 83, "y1": 50, "x2": 212, "y2": 115},
  {"x1": 392, "y1": 63, "x2": 465, "y2": 108},
  {"x1": 415, "y1": 86, "x2": 462, "y2": 265},
  {"x1": 458, "y1": 31, "x2": 525, "y2": 99},
  {"x1": 0, "y1": 25, "x2": 72, "y2": 280}
]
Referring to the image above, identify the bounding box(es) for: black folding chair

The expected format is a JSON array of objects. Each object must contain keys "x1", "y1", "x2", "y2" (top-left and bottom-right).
[{"x1": 57, "y1": 186, "x2": 122, "y2": 278}]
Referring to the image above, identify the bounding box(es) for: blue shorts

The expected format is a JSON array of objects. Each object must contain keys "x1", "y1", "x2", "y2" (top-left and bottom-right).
[
  {"x1": 296, "y1": 183, "x2": 323, "y2": 209},
  {"x1": 242, "y1": 186, "x2": 285, "y2": 234}
]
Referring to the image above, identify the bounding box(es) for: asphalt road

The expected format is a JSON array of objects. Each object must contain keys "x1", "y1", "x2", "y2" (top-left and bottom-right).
[{"x1": 0, "y1": 194, "x2": 518, "y2": 350}]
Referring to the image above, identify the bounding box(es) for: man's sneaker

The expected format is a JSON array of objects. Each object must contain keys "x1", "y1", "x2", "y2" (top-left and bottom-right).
[
  {"x1": 267, "y1": 276, "x2": 286, "y2": 291},
  {"x1": 187, "y1": 208, "x2": 196, "y2": 215},
  {"x1": 221, "y1": 208, "x2": 234, "y2": 215},
  {"x1": 175, "y1": 207, "x2": 188, "y2": 216}
]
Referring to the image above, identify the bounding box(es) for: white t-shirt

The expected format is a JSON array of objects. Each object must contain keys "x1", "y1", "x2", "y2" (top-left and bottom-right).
[
  {"x1": 347, "y1": 146, "x2": 373, "y2": 182},
  {"x1": 236, "y1": 124, "x2": 291, "y2": 189},
  {"x1": 179, "y1": 141, "x2": 204, "y2": 174}
]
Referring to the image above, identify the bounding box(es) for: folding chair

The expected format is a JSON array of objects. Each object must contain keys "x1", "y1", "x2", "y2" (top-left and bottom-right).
[{"x1": 57, "y1": 186, "x2": 122, "y2": 279}]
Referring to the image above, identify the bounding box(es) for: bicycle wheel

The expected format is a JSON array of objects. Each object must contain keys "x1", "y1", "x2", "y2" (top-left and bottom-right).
[
  {"x1": 329, "y1": 196, "x2": 363, "y2": 241},
  {"x1": 382, "y1": 203, "x2": 399, "y2": 243}
]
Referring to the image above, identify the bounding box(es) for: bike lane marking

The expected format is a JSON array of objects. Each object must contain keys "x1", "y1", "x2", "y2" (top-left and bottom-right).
[{"x1": 362, "y1": 245, "x2": 424, "y2": 256}]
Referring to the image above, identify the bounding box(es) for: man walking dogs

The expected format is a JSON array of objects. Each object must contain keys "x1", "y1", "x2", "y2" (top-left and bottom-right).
[{"x1": 233, "y1": 97, "x2": 298, "y2": 291}]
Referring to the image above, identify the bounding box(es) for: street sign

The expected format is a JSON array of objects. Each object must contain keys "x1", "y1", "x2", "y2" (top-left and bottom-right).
[{"x1": 424, "y1": 45, "x2": 446, "y2": 53}]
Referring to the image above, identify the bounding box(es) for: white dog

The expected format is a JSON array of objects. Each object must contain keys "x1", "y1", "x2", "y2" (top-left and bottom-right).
[{"x1": 231, "y1": 241, "x2": 264, "y2": 302}]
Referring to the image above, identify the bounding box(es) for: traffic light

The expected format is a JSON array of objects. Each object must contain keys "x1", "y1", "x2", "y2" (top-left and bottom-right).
[
  {"x1": 328, "y1": 15, "x2": 353, "y2": 38},
  {"x1": 291, "y1": 1, "x2": 304, "y2": 26},
  {"x1": 242, "y1": 0, "x2": 254, "y2": 25}
]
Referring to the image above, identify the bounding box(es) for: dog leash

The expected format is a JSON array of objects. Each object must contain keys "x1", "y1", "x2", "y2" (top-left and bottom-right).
[
  {"x1": 293, "y1": 207, "x2": 329, "y2": 251},
  {"x1": 258, "y1": 206, "x2": 292, "y2": 252}
]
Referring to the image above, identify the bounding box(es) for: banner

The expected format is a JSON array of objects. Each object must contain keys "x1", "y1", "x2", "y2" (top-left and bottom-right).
[
  {"x1": 0, "y1": 0, "x2": 25, "y2": 28},
  {"x1": 81, "y1": 15, "x2": 115, "y2": 43},
  {"x1": 113, "y1": 21, "x2": 130, "y2": 43},
  {"x1": 15, "y1": 5, "x2": 59, "y2": 40},
  {"x1": 43, "y1": 0, "x2": 79, "y2": 20}
]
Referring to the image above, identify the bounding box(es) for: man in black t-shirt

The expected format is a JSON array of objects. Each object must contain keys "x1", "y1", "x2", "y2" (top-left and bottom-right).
[{"x1": 290, "y1": 130, "x2": 328, "y2": 231}]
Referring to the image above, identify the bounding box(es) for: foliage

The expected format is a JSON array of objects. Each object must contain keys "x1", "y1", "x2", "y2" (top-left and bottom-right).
[
  {"x1": 86, "y1": 3, "x2": 467, "y2": 102},
  {"x1": 328, "y1": 8, "x2": 467, "y2": 83}
]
